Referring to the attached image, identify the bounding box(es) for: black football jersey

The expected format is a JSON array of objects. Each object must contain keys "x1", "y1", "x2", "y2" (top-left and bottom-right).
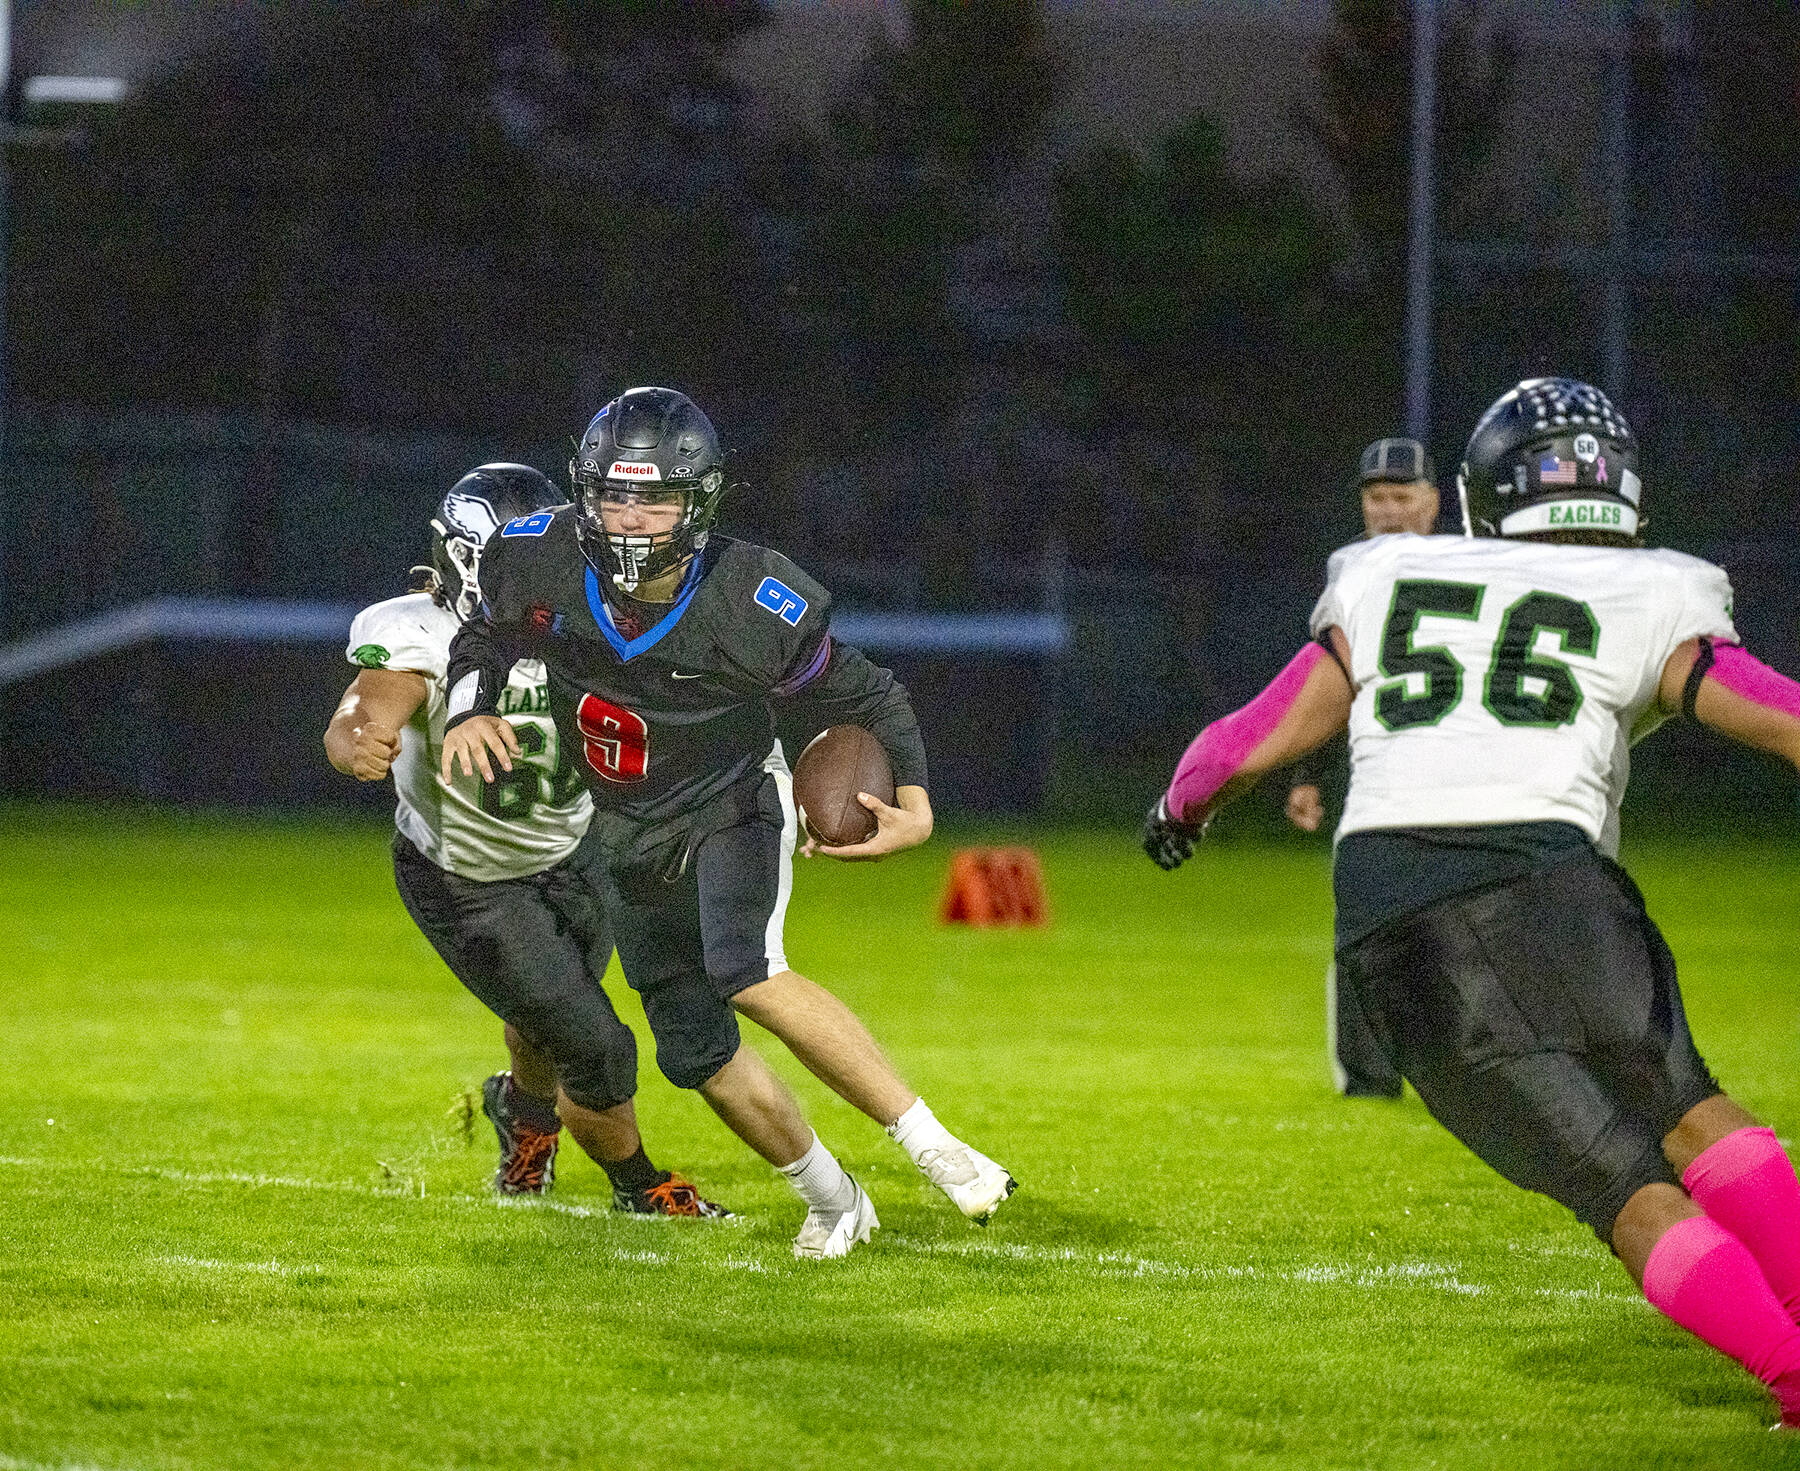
[{"x1": 445, "y1": 510, "x2": 927, "y2": 829}]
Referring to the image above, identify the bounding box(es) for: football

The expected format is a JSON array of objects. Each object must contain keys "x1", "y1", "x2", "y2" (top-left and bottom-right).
[{"x1": 792, "y1": 725, "x2": 895, "y2": 846}]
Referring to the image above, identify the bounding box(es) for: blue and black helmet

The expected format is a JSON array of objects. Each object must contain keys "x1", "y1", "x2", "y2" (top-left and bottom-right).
[{"x1": 569, "y1": 387, "x2": 727, "y2": 593}]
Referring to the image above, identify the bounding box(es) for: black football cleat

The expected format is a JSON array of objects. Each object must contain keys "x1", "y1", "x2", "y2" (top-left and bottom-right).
[
  {"x1": 614, "y1": 1173, "x2": 731, "y2": 1218},
  {"x1": 481, "y1": 1072, "x2": 560, "y2": 1195}
]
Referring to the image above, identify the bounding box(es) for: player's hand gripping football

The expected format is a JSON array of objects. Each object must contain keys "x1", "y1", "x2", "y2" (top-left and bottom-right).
[
  {"x1": 1142, "y1": 795, "x2": 1200, "y2": 871},
  {"x1": 441, "y1": 715, "x2": 521, "y2": 784},
  {"x1": 803, "y1": 785, "x2": 934, "y2": 862}
]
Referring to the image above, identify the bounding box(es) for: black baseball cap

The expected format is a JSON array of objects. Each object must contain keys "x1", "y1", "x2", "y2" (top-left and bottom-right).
[{"x1": 1357, "y1": 437, "x2": 1436, "y2": 486}]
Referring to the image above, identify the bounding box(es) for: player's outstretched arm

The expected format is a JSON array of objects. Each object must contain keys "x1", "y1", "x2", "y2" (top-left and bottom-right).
[
  {"x1": 1145, "y1": 635, "x2": 1354, "y2": 870},
  {"x1": 1660, "y1": 638, "x2": 1800, "y2": 770},
  {"x1": 325, "y1": 669, "x2": 429, "y2": 782}
]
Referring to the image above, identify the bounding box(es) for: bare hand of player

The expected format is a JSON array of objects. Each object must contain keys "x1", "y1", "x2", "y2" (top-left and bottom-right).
[
  {"x1": 345, "y1": 722, "x2": 402, "y2": 782},
  {"x1": 441, "y1": 715, "x2": 520, "y2": 783},
  {"x1": 1286, "y1": 783, "x2": 1325, "y2": 832},
  {"x1": 804, "y1": 786, "x2": 933, "y2": 862}
]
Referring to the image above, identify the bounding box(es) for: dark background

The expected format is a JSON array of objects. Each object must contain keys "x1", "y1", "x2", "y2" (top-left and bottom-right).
[{"x1": 2, "y1": 0, "x2": 1796, "y2": 826}]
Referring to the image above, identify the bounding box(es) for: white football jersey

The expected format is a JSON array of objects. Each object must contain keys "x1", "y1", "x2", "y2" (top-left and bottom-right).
[
  {"x1": 1310, "y1": 535, "x2": 1736, "y2": 855},
  {"x1": 345, "y1": 593, "x2": 592, "y2": 881}
]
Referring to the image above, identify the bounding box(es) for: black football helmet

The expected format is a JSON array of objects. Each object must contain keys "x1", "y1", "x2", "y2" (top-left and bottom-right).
[
  {"x1": 1457, "y1": 377, "x2": 1642, "y2": 541},
  {"x1": 430, "y1": 463, "x2": 561, "y2": 620},
  {"x1": 569, "y1": 387, "x2": 727, "y2": 593}
]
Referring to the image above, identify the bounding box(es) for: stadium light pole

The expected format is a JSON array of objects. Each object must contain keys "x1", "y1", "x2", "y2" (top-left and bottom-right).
[
  {"x1": 0, "y1": 0, "x2": 11, "y2": 637},
  {"x1": 1602, "y1": 0, "x2": 1632, "y2": 404},
  {"x1": 1403, "y1": 0, "x2": 1438, "y2": 443},
  {"x1": 0, "y1": 53, "x2": 132, "y2": 641}
]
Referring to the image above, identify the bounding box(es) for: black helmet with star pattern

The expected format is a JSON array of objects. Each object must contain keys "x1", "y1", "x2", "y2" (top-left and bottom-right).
[{"x1": 1457, "y1": 377, "x2": 1642, "y2": 544}]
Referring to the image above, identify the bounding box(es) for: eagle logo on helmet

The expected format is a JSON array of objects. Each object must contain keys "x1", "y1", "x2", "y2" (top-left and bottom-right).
[
  {"x1": 430, "y1": 464, "x2": 560, "y2": 622},
  {"x1": 439, "y1": 491, "x2": 503, "y2": 545}
]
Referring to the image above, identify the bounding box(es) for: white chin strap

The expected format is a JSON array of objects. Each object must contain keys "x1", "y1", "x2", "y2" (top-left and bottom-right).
[
  {"x1": 606, "y1": 522, "x2": 702, "y2": 594},
  {"x1": 1456, "y1": 475, "x2": 1481, "y2": 536}
]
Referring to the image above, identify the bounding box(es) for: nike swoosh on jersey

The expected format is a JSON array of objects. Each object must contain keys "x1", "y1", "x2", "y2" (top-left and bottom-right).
[{"x1": 670, "y1": 670, "x2": 706, "y2": 679}]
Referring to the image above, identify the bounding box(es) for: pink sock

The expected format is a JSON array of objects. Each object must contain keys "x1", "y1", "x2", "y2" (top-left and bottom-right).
[
  {"x1": 1643, "y1": 1215, "x2": 1800, "y2": 1422},
  {"x1": 1683, "y1": 1127, "x2": 1800, "y2": 1322}
]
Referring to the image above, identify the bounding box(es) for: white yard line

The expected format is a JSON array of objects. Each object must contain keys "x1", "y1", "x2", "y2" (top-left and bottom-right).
[
  {"x1": 0, "y1": 1155, "x2": 745, "y2": 1225},
  {"x1": 886, "y1": 1234, "x2": 1492, "y2": 1294},
  {"x1": 0, "y1": 1455, "x2": 140, "y2": 1471},
  {"x1": 152, "y1": 1256, "x2": 312, "y2": 1276},
  {"x1": 3, "y1": 1154, "x2": 1628, "y2": 1301},
  {"x1": 0, "y1": 1156, "x2": 377, "y2": 1197}
]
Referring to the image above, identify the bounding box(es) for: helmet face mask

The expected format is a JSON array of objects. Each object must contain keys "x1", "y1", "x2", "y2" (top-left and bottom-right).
[
  {"x1": 431, "y1": 521, "x2": 487, "y2": 620},
  {"x1": 570, "y1": 387, "x2": 727, "y2": 595},
  {"x1": 430, "y1": 464, "x2": 561, "y2": 622},
  {"x1": 1458, "y1": 378, "x2": 1643, "y2": 544},
  {"x1": 576, "y1": 481, "x2": 720, "y2": 592}
]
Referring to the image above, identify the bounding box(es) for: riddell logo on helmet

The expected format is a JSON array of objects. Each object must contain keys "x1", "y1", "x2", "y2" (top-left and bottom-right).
[{"x1": 608, "y1": 461, "x2": 662, "y2": 482}]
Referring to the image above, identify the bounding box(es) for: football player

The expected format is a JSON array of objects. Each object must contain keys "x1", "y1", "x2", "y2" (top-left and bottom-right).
[
  {"x1": 1144, "y1": 378, "x2": 1800, "y2": 1426},
  {"x1": 440, "y1": 387, "x2": 1015, "y2": 1259},
  {"x1": 1290, "y1": 437, "x2": 1440, "y2": 1100},
  {"x1": 325, "y1": 463, "x2": 724, "y2": 1216}
]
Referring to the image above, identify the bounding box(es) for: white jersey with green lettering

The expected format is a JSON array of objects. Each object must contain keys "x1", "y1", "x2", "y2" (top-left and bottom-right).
[
  {"x1": 346, "y1": 593, "x2": 591, "y2": 881},
  {"x1": 1309, "y1": 534, "x2": 1736, "y2": 855}
]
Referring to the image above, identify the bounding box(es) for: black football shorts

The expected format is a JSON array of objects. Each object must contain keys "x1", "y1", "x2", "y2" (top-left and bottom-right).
[
  {"x1": 589, "y1": 760, "x2": 798, "y2": 1090},
  {"x1": 1336, "y1": 850, "x2": 1721, "y2": 1241},
  {"x1": 391, "y1": 833, "x2": 638, "y2": 1113}
]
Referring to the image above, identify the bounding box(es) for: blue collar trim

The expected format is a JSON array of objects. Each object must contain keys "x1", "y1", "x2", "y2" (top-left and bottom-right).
[{"x1": 584, "y1": 560, "x2": 703, "y2": 662}]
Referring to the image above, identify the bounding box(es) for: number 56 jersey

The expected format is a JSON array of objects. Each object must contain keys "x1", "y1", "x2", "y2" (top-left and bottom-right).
[
  {"x1": 1309, "y1": 534, "x2": 1736, "y2": 855},
  {"x1": 346, "y1": 593, "x2": 592, "y2": 881}
]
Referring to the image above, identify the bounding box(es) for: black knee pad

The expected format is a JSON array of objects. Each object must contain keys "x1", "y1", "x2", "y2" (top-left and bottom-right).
[
  {"x1": 553, "y1": 1030, "x2": 640, "y2": 1115},
  {"x1": 641, "y1": 981, "x2": 741, "y2": 1090},
  {"x1": 510, "y1": 999, "x2": 639, "y2": 1114},
  {"x1": 1410, "y1": 1046, "x2": 1684, "y2": 1243},
  {"x1": 1577, "y1": 1131, "x2": 1683, "y2": 1244}
]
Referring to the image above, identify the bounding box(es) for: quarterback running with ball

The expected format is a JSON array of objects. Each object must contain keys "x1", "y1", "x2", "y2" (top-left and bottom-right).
[
  {"x1": 326, "y1": 463, "x2": 723, "y2": 1216},
  {"x1": 1144, "y1": 378, "x2": 1800, "y2": 1427},
  {"x1": 440, "y1": 387, "x2": 1015, "y2": 1258}
]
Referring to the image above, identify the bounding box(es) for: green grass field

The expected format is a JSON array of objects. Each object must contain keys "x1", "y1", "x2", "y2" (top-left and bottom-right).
[{"x1": 4, "y1": 804, "x2": 1800, "y2": 1471}]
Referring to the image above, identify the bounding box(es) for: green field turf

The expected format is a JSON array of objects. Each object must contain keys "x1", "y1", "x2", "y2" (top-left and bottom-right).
[{"x1": 4, "y1": 804, "x2": 1800, "y2": 1471}]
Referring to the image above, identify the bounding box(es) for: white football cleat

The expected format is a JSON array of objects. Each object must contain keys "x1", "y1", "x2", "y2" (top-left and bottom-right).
[
  {"x1": 792, "y1": 1179, "x2": 879, "y2": 1260},
  {"x1": 916, "y1": 1143, "x2": 1016, "y2": 1223}
]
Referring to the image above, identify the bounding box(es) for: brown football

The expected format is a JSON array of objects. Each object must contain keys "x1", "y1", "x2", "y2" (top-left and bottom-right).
[{"x1": 792, "y1": 725, "x2": 895, "y2": 847}]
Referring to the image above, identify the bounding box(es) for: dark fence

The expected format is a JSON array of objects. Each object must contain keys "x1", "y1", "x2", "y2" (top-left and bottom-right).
[{"x1": 3, "y1": 408, "x2": 1797, "y2": 825}]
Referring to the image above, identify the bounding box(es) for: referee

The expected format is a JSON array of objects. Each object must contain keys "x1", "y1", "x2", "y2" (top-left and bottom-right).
[{"x1": 1292, "y1": 437, "x2": 1439, "y2": 1097}]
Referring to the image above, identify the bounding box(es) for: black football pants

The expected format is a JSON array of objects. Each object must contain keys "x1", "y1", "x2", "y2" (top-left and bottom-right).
[
  {"x1": 1337, "y1": 852, "x2": 1720, "y2": 1240},
  {"x1": 391, "y1": 833, "x2": 638, "y2": 1114},
  {"x1": 1328, "y1": 961, "x2": 1405, "y2": 1098}
]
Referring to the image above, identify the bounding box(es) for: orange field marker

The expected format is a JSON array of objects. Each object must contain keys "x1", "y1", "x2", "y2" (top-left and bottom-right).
[{"x1": 939, "y1": 846, "x2": 1050, "y2": 927}]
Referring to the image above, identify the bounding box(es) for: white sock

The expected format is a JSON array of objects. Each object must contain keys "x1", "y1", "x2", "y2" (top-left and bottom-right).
[
  {"x1": 777, "y1": 1132, "x2": 856, "y2": 1214},
  {"x1": 887, "y1": 1097, "x2": 959, "y2": 1167}
]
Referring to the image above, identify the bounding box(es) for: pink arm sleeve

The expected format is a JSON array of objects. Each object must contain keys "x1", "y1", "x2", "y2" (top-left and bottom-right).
[
  {"x1": 1165, "y1": 642, "x2": 1330, "y2": 826},
  {"x1": 1709, "y1": 643, "x2": 1800, "y2": 720}
]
